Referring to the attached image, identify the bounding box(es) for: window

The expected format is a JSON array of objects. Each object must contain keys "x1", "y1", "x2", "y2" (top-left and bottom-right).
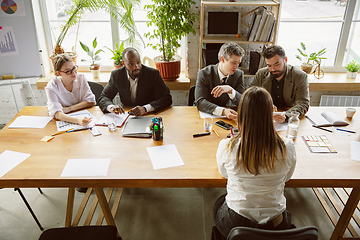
[{"x1": 277, "y1": 0, "x2": 359, "y2": 72}]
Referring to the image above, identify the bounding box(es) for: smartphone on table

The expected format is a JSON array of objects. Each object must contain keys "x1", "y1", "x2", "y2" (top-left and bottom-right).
[{"x1": 215, "y1": 120, "x2": 233, "y2": 130}]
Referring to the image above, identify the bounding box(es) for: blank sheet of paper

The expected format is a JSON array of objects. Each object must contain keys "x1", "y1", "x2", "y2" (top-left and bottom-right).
[
  {"x1": 8, "y1": 116, "x2": 52, "y2": 128},
  {"x1": 0, "y1": 150, "x2": 31, "y2": 178},
  {"x1": 351, "y1": 141, "x2": 360, "y2": 161},
  {"x1": 146, "y1": 144, "x2": 184, "y2": 170},
  {"x1": 61, "y1": 158, "x2": 111, "y2": 177},
  {"x1": 274, "y1": 121, "x2": 288, "y2": 132},
  {"x1": 199, "y1": 111, "x2": 226, "y2": 119}
]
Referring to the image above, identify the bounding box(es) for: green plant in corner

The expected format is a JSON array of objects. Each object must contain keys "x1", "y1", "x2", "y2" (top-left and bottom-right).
[
  {"x1": 144, "y1": 0, "x2": 197, "y2": 62},
  {"x1": 52, "y1": 0, "x2": 142, "y2": 57},
  {"x1": 296, "y1": 42, "x2": 327, "y2": 66},
  {"x1": 105, "y1": 42, "x2": 125, "y2": 66},
  {"x1": 79, "y1": 37, "x2": 104, "y2": 69},
  {"x1": 345, "y1": 60, "x2": 360, "y2": 72}
]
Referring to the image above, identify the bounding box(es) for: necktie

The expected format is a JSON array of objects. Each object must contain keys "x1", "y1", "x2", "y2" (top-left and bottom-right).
[{"x1": 221, "y1": 77, "x2": 227, "y2": 85}]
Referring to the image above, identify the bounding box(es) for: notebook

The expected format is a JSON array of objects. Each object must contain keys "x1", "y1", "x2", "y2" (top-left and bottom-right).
[
  {"x1": 122, "y1": 116, "x2": 152, "y2": 137},
  {"x1": 306, "y1": 111, "x2": 349, "y2": 127}
]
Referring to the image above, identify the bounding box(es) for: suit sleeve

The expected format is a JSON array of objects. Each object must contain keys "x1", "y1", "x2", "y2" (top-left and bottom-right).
[
  {"x1": 195, "y1": 70, "x2": 218, "y2": 114},
  {"x1": 285, "y1": 73, "x2": 310, "y2": 118},
  {"x1": 250, "y1": 70, "x2": 263, "y2": 87},
  {"x1": 148, "y1": 71, "x2": 172, "y2": 112},
  {"x1": 232, "y1": 71, "x2": 245, "y2": 105},
  {"x1": 98, "y1": 71, "x2": 119, "y2": 113}
]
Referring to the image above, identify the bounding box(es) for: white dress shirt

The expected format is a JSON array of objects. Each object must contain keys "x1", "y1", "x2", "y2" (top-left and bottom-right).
[
  {"x1": 216, "y1": 137, "x2": 296, "y2": 224},
  {"x1": 45, "y1": 74, "x2": 96, "y2": 118},
  {"x1": 212, "y1": 68, "x2": 236, "y2": 116}
]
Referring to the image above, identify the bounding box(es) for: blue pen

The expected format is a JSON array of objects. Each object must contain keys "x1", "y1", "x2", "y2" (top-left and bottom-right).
[{"x1": 336, "y1": 128, "x2": 356, "y2": 134}]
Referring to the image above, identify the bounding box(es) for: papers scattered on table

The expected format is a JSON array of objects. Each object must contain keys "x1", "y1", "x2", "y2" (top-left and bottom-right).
[
  {"x1": 351, "y1": 141, "x2": 360, "y2": 161},
  {"x1": 0, "y1": 150, "x2": 31, "y2": 178},
  {"x1": 199, "y1": 111, "x2": 226, "y2": 119},
  {"x1": 8, "y1": 116, "x2": 52, "y2": 128},
  {"x1": 95, "y1": 112, "x2": 129, "y2": 127},
  {"x1": 56, "y1": 110, "x2": 96, "y2": 132},
  {"x1": 60, "y1": 158, "x2": 111, "y2": 177},
  {"x1": 146, "y1": 144, "x2": 184, "y2": 170},
  {"x1": 274, "y1": 121, "x2": 288, "y2": 132}
]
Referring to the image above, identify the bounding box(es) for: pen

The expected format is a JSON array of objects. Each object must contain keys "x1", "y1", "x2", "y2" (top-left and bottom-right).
[
  {"x1": 312, "y1": 125, "x2": 332, "y2": 133},
  {"x1": 52, "y1": 128, "x2": 73, "y2": 136},
  {"x1": 66, "y1": 128, "x2": 91, "y2": 133},
  {"x1": 212, "y1": 127, "x2": 220, "y2": 137},
  {"x1": 336, "y1": 128, "x2": 356, "y2": 134},
  {"x1": 193, "y1": 132, "x2": 211, "y2": 138}
]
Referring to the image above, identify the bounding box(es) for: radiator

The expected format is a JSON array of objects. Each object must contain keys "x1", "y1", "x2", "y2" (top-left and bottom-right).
[{"x1": 319, "y1": 95, "x2": 360, "y2": 107}]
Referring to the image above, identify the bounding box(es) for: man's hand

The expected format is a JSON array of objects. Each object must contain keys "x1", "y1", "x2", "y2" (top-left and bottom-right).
[
  {"x1": 273, "y1": 114, "x2": 286, "y2": 123},
  {"x1": 109, "y1": 105, "x2": 125, "y2": 115},
  {"x1": 130, "y1": 106, "x2": 147, "y2": 116},
  {"x1": 77, "y1": 116, "x2": 92, "y2": 126},
  {"x1": 211, "y1": 85, "x2": 233, "y2": 98},
  {"x1": 222, "y1": 108, "x2": 237, "y2": 120}
]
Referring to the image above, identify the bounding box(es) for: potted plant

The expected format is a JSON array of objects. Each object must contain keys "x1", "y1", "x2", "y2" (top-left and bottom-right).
[
  {"x1": 105, "y1": 42, "x2": 125, "y2": 69},
  {"x1": 296, "y1": 42, "x2": 326, "y2": 74},
  {"x1": 145, "y1": 0, "x2": 197, "y2": 81},
  {"x1": 80, "y1": 37, "x2": 104, "y2": 78},
  {"x1": 345, "y1": 60, "x2": 360, "y2": 79},
  {"x1": 49, "y1": 0, "x2": 140, "y2": 65}
]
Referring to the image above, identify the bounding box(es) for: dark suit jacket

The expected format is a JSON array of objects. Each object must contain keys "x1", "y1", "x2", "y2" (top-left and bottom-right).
[
  {"x1": 250, "y1": 64, "x2": 310, "y2": 118},
  {"x1": 98, "y1": 65, "x2": 172, "y2": 113},
  {"x1": 195, "y1": 64, "x2": 245, "y2": 114}
]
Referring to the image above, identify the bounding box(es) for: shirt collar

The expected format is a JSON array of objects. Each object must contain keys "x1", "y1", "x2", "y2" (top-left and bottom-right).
[
  {"x1": 217, "y1": 66, "x2": 228, "y2": 83},
  {"x1": 57, "y1": 76, "x2": 80, "y2": 93},
  {"x1": 126, "y1": 70, "x2": 138, "y2": 82}
]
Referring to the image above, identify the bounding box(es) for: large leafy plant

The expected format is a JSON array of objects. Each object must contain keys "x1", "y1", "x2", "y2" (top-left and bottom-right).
[
  {"x1": 145, "y1": 0, "x2": 197, "y2": 62},
  {"x1": 105, "y1": 42, "x2": 125, "y2": 65},
  {"x1": 80, "y1": 37, "x2": 104, "y2": 69},
  {"x1": 296, "y1": 42, "x2": 326, "y2": 66},
  {"x1": 53, "y1": 0, "x2": 141, "y2": 56}
]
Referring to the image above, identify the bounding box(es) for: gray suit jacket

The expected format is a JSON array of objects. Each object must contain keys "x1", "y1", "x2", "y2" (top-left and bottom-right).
[
  {"x1": 250, "y1": 64, "x2": 310, "y2": 118},
  {"x1": 195, "y1": 64, "x2": 245, "y2": 114}
]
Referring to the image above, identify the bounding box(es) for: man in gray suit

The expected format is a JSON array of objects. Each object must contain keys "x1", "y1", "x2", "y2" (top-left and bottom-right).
[
  {"x1": 250, "y1": 45, "x2": 309, "y2": 123},
  {"x1": 195, "y1": 42, "x2": 246, "y2": 120}
]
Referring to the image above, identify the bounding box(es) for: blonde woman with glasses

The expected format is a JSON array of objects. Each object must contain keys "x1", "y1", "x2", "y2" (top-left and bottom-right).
[
  {"x1": 45, "y1": 54, "x2": 95, "y2": 126},
  {"x1": 213, "y1": 86, "x2": 296, "y2": 238}
]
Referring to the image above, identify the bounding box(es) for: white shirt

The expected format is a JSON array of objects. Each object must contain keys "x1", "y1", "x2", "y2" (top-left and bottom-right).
[
  {"x1": 216, "y1": 137, "x2": 296, "y2": 224},
  {"x1": 45, "y1": 74, "x2": 96, "y2": 118},
  {"x1": 212, "y1": 67, "x2": 236, "y2": 116}
]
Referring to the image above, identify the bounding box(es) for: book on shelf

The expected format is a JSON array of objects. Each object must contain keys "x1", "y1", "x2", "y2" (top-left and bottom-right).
[
  {"x1": 254, "y1": 7, "x2": 268, "y2": 42},
  {"x1": 259, "y1": 12, "x2": 275, "y2": 42},
  {"x1": 306, "y1": 111, "x2": 349, "y2": 127},
  {"x1": 249, "y1": 51, "x2": 261, "y2": 75},
  {"x1": 266, "y1": 19, "x2": 276, "y2": 42},
  {"x1": 247, "y1": 11, "x2": 262, "y2": 41}
]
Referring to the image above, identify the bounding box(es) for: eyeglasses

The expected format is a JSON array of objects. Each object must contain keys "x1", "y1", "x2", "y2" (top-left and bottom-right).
[{"x1": 59, "y1": 65, "x2": 78, "y2": 75}]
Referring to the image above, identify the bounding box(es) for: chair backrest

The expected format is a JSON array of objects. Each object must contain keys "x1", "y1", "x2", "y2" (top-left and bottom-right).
[
  {"x1": 142, "y1": 56, "x2": 156, "y2": 68},
  {"x1": 38, "y1": 225, "x2": 119, "y2": 240},
  {"x1": 88, "y1": 81, "x2": 104, "y2": 106},
  {"x1": 188, "y1": 85, "x2": 196, "y2": 106},
  {"x1": 227, "y1": 226, "x2": 318, "y2": 240}
]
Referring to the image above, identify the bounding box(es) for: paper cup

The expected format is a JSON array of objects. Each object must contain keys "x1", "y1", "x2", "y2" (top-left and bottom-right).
[{"x1": 346, "y1": 107, "x2": 356, "y2": 118}]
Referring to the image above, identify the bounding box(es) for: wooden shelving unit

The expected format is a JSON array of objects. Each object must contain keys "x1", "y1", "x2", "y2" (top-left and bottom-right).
[{"x1": 198, "y1": 0, "x2": 281, "y2": 73}]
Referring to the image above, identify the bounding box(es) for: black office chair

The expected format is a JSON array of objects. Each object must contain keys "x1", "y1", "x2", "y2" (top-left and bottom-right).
[
  {"x1": 188, "y1": 85, "x2": 195, "y2": 106},
  {"x1": 38, "y1": 225, "x2": 122, "y2": 240},
  {"x1": 88, "y1": 81, "x2": 104, "y2": 106},
  {"x1": 227, "y1": 226, "x2": 318, "y2": 240}
]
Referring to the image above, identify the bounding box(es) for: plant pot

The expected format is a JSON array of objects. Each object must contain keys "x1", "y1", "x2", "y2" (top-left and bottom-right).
[
  {"x1": 346, "y1": 71, "x2": 357, "y2": 79},
  {"x1": 301, "y1": 63, "x2": 314, "y2": 74},
  {"x1": 114, "y1": 63, "x2": 123, "y2": 69},
  {"x1": 153, "y1": 55, "x2": 181, "y2": 81},
  {"x1": 91, "y1": 64, "x2": 100, "y2": 78}
]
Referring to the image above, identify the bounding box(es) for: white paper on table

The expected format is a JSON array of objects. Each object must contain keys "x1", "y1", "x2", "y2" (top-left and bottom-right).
[
  {"x1": 199, "y1": 111, "x2": 226, "y2": 119},
  {"x1": 8, "y1": 116, "x2": 52, "y2": 128},
  {"x1": 96, "y1": 112, "x2": 129, "y2": 127},
  {"x1": 274, "y1": 121, "x2": 288, "y2": 132},
  {"x1": 60, "y1": 158, "x2": 111, "y2": 177},
  {"x1": 0, "y1": 150, "x2": 31, "y2": 178},
  {"x1": 351, "y1": 141, "x2": 360, "y2": 161},
  {"x1": 56, "y1": 110, "x2": 97, "y2": 131},
  {"x1": 146, "y1": 144, "x2": 184, "y2": 170}
]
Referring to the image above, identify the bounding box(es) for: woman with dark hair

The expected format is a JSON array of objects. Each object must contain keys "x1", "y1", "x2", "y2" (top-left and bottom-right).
[{"x1": 213, "y1": 86, "x2": 296, "y2": 238}]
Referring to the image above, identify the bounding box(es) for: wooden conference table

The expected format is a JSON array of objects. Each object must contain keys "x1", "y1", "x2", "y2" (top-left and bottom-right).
[{"x1": 0, "y1": 106, "x2": 360, "y2": 239}]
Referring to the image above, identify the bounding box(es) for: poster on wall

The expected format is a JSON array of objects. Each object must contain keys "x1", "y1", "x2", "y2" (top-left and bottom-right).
[
  {"x1": 0, "y1": 0, "x2": 26, "y2": 17},
  {"x1": 0, "y1": 26, "x2": 19, "y2": 57}
]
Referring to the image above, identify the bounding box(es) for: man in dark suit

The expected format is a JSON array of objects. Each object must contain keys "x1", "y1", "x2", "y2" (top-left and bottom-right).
[
  {"x1": 98, "y1": 47, "x2": 172, "y2": 116},
  {"x1": 195, "y1": 42, "x2": 245, "y2": 120}
]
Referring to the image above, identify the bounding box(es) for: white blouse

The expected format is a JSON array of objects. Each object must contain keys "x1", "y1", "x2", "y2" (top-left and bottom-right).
[
  {"x1": 45, "y1": 74, "x2": 96, "y2": 118},
  {"x1": 216, "y1": 137, "x2": 296, "y2": 224}
]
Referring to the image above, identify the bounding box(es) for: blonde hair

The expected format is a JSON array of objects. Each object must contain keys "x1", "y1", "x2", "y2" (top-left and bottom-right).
[
  {"x1": 53, "y1": 54, "x2": 73, "y2": 76},
  {"x1": 228, "y1": 86, "x2": 287, "y2": 175}
]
